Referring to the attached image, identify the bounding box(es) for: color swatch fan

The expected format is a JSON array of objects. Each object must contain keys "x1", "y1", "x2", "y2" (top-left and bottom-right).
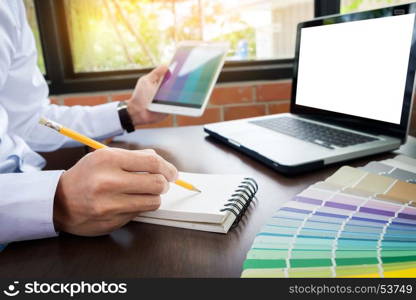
[{"x1": 242, "y1": 155, "x2": 416, "y2": 278}]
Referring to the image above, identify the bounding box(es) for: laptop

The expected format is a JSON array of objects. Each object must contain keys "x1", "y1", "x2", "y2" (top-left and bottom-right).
[{"x1": 204, "y1": 4, "x2": 416, "y2": 175}]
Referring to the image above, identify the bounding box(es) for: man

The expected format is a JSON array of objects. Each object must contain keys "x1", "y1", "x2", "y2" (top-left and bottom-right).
[{"x1": 0, "y1": 1, "x2": 178, "y2": 243}]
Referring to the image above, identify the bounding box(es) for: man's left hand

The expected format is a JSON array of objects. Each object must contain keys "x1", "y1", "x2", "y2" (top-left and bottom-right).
[{"x1": 126, "y1": 65, "x2": 169, "y2": 127}]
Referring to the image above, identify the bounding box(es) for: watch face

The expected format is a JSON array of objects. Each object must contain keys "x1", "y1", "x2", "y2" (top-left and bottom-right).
[{"x1": 118, "y1": 101, "x2": 128, "y2": 109}]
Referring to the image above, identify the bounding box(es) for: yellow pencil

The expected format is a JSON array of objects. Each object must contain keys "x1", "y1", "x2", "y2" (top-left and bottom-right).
[{"x1": 39, "y1": 117, "x2": 201, "y2": 192}]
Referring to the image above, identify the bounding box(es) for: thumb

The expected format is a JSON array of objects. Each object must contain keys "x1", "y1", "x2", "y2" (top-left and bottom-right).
[{"x1": 149, "y1": 65, "x2": 168, "y2": 82}]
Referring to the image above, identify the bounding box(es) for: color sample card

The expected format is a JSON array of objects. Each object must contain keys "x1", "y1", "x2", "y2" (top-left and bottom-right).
[
  {"x1": 361, "y1": 157, "x2": 416, "y2": 184},
  {"x1": 360, "y1": 162, "x2": 416, "y2": 184},
  {"x1": 242, "y1": 156, "x2": 416, "y2": 278},
  {"x1": 385, "y1": 155, "x2": 416, "y2": 173}
]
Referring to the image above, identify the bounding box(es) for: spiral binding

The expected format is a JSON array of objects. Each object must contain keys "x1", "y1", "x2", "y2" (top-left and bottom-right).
[{"x1": 220, "y1": 177, "x2": 258, "y2": 228}]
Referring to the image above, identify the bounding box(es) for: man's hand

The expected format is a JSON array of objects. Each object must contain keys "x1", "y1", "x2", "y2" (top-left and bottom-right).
[
  {"x1": 53, "y1": 148, "x2": 178, "y2": 236},
  {"x1": 126, "y1": 65, "x2": 169, "y2": 127}
]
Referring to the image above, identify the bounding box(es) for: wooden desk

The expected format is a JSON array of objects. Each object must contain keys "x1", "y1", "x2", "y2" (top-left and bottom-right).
[{"x1": 0, "y1": 126, "x2": 406, "y2": 278}]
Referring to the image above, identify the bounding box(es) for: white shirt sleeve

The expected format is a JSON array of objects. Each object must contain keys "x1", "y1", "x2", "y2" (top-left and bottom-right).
[
  {"x1": 0, "y1": 1, "x2": 14, "y2": 89},
  {"x1": 21, "y1": 100, "x2": 124, "y2": 152},
  {"x1": 0, "y1": 1, "x2": 124, "y2": 245},
  {"x1": 0, "y1": 171, "x2": 62, "y2": 244}
]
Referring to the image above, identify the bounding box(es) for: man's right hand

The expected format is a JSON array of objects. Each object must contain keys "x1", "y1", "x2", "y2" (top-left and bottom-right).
[{"x1": 53, "y1": 148, "x2": 178, "y2": 236}]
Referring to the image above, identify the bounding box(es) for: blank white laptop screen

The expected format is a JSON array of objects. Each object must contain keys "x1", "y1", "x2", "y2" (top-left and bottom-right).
[{"x1": 295, "y1": 14, "x2": 415, "y2": 124}]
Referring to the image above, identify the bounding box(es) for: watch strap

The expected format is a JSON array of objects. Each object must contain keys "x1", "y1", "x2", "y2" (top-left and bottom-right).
[{"x1": 117, "y1": 101, "x2": 135, "y2": 133}]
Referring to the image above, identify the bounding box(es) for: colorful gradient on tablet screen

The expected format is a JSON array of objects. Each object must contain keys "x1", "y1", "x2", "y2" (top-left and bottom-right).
[{"x1": 154, "y1": 46, "x2": 225, "y2": 108}]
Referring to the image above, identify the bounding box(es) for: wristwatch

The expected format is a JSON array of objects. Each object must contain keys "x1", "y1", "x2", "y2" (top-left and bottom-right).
[{"x1": 117, "y1": 101, "x2": 135, "y2": 133}]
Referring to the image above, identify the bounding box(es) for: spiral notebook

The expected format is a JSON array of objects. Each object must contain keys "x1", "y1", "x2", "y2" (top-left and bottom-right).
[{"x1": 134, "y1": 172, "x2": 258, "y2": 233}]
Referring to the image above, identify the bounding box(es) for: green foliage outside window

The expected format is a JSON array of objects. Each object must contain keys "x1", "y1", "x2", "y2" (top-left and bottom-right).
[
  {"x1": 64, "y1": 0, "x2": 258, "y2": 73},
  {"x1": 24, "y1": 0, "x2": 46, "y2": 74},
  {"x1": 23, "y1": 0, "x2": 313, "y2": 74}
]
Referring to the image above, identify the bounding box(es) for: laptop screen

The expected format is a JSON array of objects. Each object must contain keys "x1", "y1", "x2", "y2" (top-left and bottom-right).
[{"x1": 295, "y1": 13, "x2": 415, "y2": 125}]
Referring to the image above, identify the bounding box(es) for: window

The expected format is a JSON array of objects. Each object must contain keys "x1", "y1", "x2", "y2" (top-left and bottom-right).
[
  {"x1": 64, "y1": 0, "x2": 314, "y2": 73},
  {"x1": 25, "y1": 0, "x2": 416, "y2": 93},
  {"x1": 23, "y1": 0, "x2": 340, "y2": 93},
  {"x1": 23, "y1": 0, "x2": 46, "y2": 74},
  {"x1": 341, "y1": 0, "x2": 415, "y2": 13}
]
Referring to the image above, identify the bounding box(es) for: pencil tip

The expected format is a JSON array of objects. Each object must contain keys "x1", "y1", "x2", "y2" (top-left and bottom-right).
[{"x1": 194, "y1": 188, "x2": 202, "y2": 193}]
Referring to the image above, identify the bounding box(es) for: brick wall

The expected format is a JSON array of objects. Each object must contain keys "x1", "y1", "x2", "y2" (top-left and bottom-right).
[
  {"x1": 50, "y1": 80, "x2": 292, "y2": 128},
  {"x1": 51, "y1": 80, "x2": 416, "y2": 137}
]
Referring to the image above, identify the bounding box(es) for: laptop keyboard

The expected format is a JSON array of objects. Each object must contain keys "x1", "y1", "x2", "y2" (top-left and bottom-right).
[{"x1": 250, "y1": 117, "x2": 378, "y2": 149}]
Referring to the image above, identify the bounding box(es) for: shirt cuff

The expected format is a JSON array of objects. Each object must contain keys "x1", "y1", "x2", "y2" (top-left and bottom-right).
[
  {"x1": 0, "y1": 170, "x2": 64, "y2": 243},
  {"x1": 87, "y1": 101, "x2": 124, "y2": 140}
]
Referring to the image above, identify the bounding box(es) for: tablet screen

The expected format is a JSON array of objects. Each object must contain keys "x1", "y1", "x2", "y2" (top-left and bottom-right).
[{"x1": 153, "y1": 44, "x2": 227, "y2": 108}]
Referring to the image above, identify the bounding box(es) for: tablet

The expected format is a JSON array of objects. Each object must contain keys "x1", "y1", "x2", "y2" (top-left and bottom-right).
[{"x1": 149, "y1": 42, "x2": 229, "y2": 116}]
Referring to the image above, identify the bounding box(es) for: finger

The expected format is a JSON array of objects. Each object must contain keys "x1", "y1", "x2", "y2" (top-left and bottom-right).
[
  {"x1": 110, "y1": 194, "x2": 162, "y2": 214},
  {"x1": 149, "y1": 65, "x2": 168, "y2": 82},
  {"x1": 150, "y1": 112, "x2": 167, "y2": 119},
  {"x1": 86, "y1": 217, "x2": 134, "y2": 236},
  {"x1": 142, "y1": 149, "x2": 156, "y2": 154},
  {"x1": 117, "y1": 173, "x2": 170, "y2": 195},
  {"x1": 113, "y1": 148, "x2": 178, "y2": 182},
  {"x1": 105, "y1": 212, "x2": 146, "y2": 231}
]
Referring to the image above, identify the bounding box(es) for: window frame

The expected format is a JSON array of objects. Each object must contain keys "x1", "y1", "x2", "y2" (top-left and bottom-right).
[{"x1": 33, "y1": 0, "x2": 340, "y2": 94}]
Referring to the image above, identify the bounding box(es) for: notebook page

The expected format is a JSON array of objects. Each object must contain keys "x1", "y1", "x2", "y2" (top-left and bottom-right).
[{"x1": 137, "y1": 172, "x2": 246, "y2": 223}]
